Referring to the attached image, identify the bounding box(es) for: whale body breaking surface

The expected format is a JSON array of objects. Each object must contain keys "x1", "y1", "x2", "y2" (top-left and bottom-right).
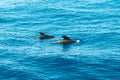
[
  {"x1": 51, "y1": 36, "x2": 80, "y2": 44},
  {"x1": 39, "y1": 32, "x2": 55, "y2": 39}
]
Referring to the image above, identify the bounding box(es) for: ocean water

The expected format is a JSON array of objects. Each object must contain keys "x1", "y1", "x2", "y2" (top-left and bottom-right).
[{"x1": 0, "y1": 0, "x2": 120, "y2": 80}]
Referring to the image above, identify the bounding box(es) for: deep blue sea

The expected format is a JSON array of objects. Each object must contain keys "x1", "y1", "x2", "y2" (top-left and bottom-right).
[{"x1": 0, "y1": 0, "x2": 120, "y2": 80}]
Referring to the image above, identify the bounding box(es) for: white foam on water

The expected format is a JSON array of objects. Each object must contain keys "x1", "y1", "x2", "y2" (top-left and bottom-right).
[{"x1": 76, "y1": 40, "x2": 80, "y2": 43}]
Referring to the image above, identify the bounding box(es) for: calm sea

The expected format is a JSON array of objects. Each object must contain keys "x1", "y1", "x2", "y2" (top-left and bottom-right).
[{"x1": 0, "y1": 0, "x2": 120, "y2": 80}]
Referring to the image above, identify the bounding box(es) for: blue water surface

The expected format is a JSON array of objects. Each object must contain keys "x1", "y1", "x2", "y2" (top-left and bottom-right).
[{"x1": 0, "y1": 0, "x2": 120, "y2": 80}]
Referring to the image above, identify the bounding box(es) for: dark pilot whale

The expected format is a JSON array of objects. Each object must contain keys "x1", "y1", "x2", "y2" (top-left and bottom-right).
[
  {"x1": 39, "y1": 32, "x2": 55, "y2": 39},
  {"x1": 51, "y1": 35, "x2": 76, "y2": 44}
]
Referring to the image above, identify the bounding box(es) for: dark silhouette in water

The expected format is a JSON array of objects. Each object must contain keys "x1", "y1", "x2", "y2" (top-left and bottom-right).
[
  {"x1": 52, "y1": 35, "x2": 76, "y2": 44},
  {"x1": 39, "y1": 32, "x2": 54, "y2": 39}
]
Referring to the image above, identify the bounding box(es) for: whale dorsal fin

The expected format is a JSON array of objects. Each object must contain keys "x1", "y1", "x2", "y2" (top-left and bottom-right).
[
  {"x1": 40, "y1": 32, "x2": 45, "y2": 35},
  {"x1": 62, "y1": 36, "x2": 71, "y2": 40}
]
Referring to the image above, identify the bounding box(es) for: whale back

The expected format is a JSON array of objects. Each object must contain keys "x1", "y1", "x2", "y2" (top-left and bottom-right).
[
  {"x1": 39, "y1": 32, "x2": 54, "y2": 39},
  {"x1": 40, "y1": 32, "x2": 45, "y2": 35},
  {"x1": 62, "y1": 36, "x2": 71, "y2": 40}
]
